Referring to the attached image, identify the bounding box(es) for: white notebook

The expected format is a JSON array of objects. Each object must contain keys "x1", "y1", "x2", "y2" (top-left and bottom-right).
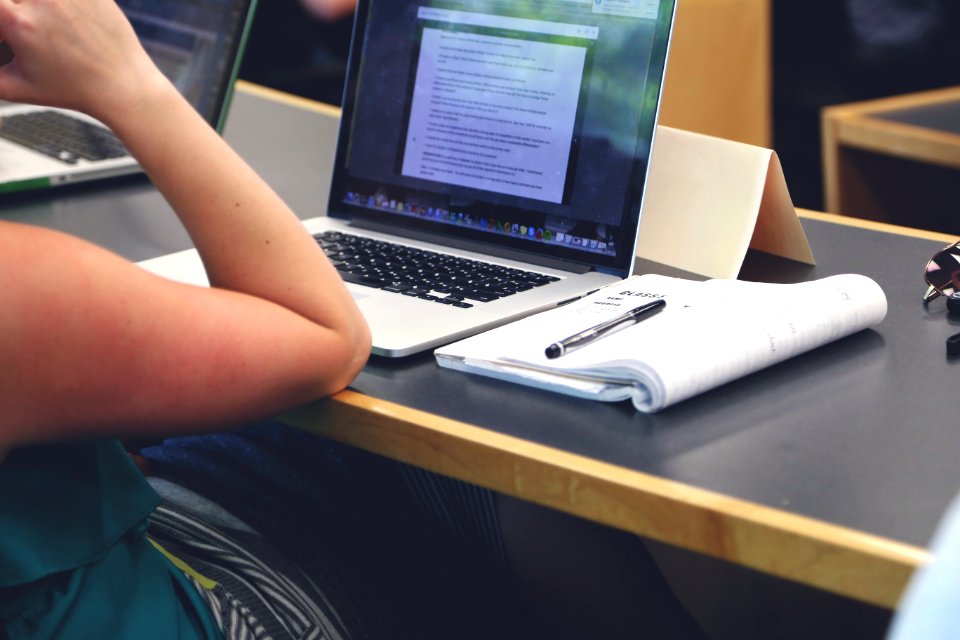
[{"x1": 435, "y1": 274, "x2": 888, "y2": 412}]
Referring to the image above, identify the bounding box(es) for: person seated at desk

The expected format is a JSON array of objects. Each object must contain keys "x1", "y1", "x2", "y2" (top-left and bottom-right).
[
  {"x1": 0, "y1": 2, "x2": 527, "y2": 638},
  {"x1": 0, "y1": 0, "x2": 370, "y2": 635}
]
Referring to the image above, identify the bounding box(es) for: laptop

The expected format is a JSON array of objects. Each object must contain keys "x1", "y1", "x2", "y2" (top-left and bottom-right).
[
  {"x1": 0, "y1": 0, "x2": 258, "y2": 194},
  {"x1": 140, "y1": 0, "x2": 677, "y2": 357}
]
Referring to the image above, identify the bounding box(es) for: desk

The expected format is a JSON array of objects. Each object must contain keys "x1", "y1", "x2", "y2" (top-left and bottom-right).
[
  {"x1": 821, "y1": 86, "x2": 960, "y2": 234},
  {"x1": 285, "y1": 211, "x2": 947, "y2": 611},
  {"x1": 11, "y1": 82, "x2": 959, "y2": 612}
]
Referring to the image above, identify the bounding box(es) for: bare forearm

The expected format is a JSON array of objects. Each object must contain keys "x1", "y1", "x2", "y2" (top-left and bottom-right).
[
  {"x1": 0, "y1": 0, "x2": 371, "y2": 447},
  {"x1": 102, "y1": 78, "x2": 366, "y2": 339}
]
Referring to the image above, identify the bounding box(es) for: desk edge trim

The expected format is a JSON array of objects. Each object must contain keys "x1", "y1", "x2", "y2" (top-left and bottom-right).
[{"x1": 283, "y1": 389, "x2": 928, "y2": 609}]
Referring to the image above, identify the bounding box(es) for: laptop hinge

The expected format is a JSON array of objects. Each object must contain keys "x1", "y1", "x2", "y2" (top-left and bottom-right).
[{"x1": 349, "y1": 218, "x2": 593, "y2": 274}]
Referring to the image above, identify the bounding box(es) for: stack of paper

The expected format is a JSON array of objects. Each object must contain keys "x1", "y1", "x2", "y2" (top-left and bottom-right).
[{"x1": 435, "y1": 274, "x2": 887, "y2": 412}]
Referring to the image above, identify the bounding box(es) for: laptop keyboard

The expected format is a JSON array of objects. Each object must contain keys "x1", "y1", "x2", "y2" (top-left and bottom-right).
[
  {"x1": 315, "y1": 231, "x2": 560, "y2": 308},
  {"x1": 0, "y1": 110, "x2": 129, "y2": 164}
]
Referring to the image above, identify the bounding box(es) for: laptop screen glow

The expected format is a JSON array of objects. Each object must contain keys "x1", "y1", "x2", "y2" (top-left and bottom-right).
[{"x1": 330, "y1": 0, "x2": 675, "y2": 276}]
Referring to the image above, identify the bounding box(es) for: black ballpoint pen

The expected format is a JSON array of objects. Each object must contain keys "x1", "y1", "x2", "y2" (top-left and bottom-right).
[{"x1": 544, "y1": 298, "x2": 666, "y2": 359}]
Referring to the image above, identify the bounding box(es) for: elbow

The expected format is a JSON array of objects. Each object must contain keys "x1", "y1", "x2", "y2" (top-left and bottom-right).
[
  {"x1": 345, "y1": 319, "x2": 373, "y2": 385},
  {"x1": 318, "y1": 318, "x2": 372, "y2": 396}
]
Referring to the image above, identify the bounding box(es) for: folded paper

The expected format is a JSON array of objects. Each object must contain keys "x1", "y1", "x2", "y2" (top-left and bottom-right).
[{"x1": 636, "y1": 126, "x2": 814, "y2": 279}]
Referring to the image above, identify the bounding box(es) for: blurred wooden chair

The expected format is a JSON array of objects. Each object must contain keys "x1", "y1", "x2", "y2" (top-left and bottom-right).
[{"x1": 659, "y1": 0, "x2": 771, "y2": 148}]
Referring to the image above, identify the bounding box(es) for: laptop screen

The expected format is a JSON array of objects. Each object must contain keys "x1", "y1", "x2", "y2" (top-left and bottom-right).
[
  {"x1": 118, "y1": 0, "x2": 256, "y2": 129},
  {"x1": 330, "y1": 0, "x2": 675, "y2": 275}
]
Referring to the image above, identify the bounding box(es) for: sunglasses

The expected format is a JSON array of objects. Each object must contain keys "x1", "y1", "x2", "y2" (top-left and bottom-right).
[{"x1": 923, "y1": 240, "x2": 960, "y2": 303}]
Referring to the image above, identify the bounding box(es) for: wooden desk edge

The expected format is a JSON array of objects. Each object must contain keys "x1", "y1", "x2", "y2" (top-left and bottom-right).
[
  {"x1": 236, "y1": 80, "x2": 342, "y2": 118},
  {"x1": 798, "y1": 210, "x2": 956, "y2": 244},
  {"x1": 822, "y1": 86, "x2": 960, "y2": 119},
  {"x1": 824, "y1": 113, "x2": 960, "y2": 171},
  {"x1": 821, "y1": 88, "x2": 960, "y2": 174},
  {"x1": 282, "y1": 390, "x2": 927, "y2": 610}
]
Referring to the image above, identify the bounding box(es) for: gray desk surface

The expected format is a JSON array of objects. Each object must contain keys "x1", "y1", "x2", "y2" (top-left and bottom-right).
[
  {"x1": 9, "y1": 83, "x2": 957, "y2": 608},
  {"x1": 355, "y1": 218, "x2": 958, "y2": 551}
]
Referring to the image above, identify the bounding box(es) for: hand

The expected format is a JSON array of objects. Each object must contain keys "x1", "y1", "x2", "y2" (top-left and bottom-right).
[
  {"x1": 300, "y1": 0, "x2": 356, "y2": 21},
  {"x1": 0, "y1": 0, "x2": 165, "y2": 122}
]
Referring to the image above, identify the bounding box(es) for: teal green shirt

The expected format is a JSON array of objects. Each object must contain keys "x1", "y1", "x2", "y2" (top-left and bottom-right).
[{"x1": 0, "y1": 440, "x2": 221, "y2": 639}]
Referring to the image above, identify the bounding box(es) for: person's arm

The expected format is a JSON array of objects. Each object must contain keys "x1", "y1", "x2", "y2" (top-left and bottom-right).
[{"x1": 0, "y1": 0, "x2": 370, "y2": 449}]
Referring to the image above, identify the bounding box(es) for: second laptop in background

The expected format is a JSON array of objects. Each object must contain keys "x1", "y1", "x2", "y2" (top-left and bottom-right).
[{"x1": 0, "y1": 0, "x2": 258, "y2": 194}]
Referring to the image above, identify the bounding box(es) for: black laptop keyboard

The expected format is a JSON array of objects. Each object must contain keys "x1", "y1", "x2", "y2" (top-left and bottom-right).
[
  {"x1": 0, "y1": 110, "x2": 129, "y2": 164},
  {"x1": 315, "y1": 231, "x2": 560, "y2": 308}
]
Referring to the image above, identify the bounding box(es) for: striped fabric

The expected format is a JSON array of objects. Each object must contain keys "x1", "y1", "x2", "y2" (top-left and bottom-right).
[
  {"x1": 147, "y1": 503, "x2": 351, "y2": 640},
  {"x1": 139, "y1": 423, "x2": 522, "y2": 639}
]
